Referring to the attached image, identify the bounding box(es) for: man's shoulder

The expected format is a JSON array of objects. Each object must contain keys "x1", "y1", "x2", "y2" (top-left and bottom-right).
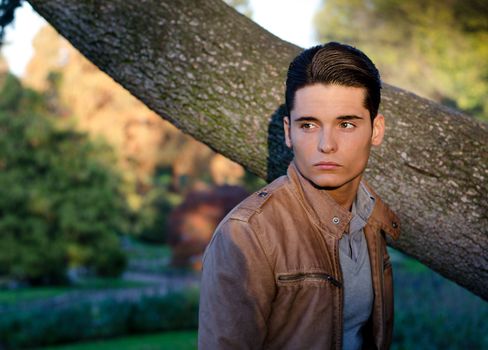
[
  {"x1": 203, "y1": 174, "x2": 293, "y2": 263},
  {"x1": 223, "y1": 174, "x2": 292, "y2": 224}
]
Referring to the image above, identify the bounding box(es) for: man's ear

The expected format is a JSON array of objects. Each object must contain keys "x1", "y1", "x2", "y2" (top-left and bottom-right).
[
  {"x1": 371, "y1": 114, "x2": 385, "y2": 146},
  {"x1": 283, "y1": 116, "x2": 292, "y2": 149}
]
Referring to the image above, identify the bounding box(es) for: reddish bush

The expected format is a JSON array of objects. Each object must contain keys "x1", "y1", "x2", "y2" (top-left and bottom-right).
[{"x1": 167, "y1": 185, "x2": 249, "y2": 269}]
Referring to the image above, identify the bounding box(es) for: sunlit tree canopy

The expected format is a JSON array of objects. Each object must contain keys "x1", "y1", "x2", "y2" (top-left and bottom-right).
[{"x1": 315, "y1": 0, "x2": 488, "y2": 122}]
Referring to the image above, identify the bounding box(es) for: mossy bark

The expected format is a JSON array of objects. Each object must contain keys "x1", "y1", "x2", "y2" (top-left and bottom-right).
[{"x1": 27, "y1": 0, "x2": 488, "y2": 300}]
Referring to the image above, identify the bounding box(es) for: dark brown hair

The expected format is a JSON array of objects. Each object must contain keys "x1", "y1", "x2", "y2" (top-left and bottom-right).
[{"x1": 285, "y1": 42, "x2": 381, "y2": 120}]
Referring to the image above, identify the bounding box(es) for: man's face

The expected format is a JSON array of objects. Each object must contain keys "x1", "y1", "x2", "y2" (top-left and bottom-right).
[{"x1": 284, "y1": 83, "x2": 384, "y2": 190}]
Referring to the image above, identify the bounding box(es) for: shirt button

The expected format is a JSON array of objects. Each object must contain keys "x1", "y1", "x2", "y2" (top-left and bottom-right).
[
  {"x1": 332, "y1": 217, "x2": 340, "y2": 225},
  {"x1": 258, "y1": 190, "x2": 268, "y2": 197}
]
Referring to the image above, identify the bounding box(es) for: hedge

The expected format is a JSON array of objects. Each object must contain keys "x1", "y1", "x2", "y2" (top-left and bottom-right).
[{"x1": 0, "y1": 287, "x2": 199, "y2": 349}]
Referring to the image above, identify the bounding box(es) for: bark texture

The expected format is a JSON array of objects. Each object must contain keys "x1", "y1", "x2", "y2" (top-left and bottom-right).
[{"x1": 27, "y1": 0, "x2": 487, "y2": 299}]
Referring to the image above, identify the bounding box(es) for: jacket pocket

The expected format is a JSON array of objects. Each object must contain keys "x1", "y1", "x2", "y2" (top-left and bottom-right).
[{"x1": 277, "y1": 272, "x2": 341, "y2": 288}]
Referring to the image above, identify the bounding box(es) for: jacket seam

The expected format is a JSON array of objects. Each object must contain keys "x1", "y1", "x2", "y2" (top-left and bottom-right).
[{"x1": 247, "y1": 218, "x2": 276, "y2": 280}]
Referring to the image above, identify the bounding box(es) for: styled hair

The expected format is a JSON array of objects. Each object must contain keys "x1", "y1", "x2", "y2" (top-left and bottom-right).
[{"x1": 285, "y1": 42, "x2": 381, "y2": 120}]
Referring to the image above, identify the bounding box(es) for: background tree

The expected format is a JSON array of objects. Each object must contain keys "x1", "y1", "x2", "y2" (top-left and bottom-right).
[
  {"x1": 0, "y1": 72, "x2": 128, "y2": 284},
  {"x1": 315, "y1": 0, "x2": 488, "y2": 122}
]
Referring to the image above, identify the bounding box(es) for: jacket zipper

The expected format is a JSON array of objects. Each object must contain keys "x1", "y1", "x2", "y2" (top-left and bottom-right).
[
  {"x1": 334, "y1": 238, "x2": 344, "y2": 350},
  {"x1": 278, "y1": 272, "x2": 342, "y2": 287}
]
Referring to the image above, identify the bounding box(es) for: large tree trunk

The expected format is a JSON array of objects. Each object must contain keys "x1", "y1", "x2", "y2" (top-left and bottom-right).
[{"x1": 27, "y1": 0, "x2": 487, "y2": 300}]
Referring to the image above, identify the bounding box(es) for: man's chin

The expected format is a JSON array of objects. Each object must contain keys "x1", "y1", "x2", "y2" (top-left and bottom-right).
[
  {"x1": 304, "y1": 172, "x2": 363, "y2": 191},
  {"x1": 308, "y1": 178, "x2": 343, "y2": 191},
  {"x1": 302, "y1": 174, "x2": 344, "y2": 190}
]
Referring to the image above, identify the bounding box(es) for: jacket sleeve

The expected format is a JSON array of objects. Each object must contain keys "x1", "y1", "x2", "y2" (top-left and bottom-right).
[{"x1": 198, "y1": 218, "x2": 276, "y2": 350}]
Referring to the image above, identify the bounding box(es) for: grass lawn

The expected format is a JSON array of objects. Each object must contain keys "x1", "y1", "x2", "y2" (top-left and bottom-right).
[
  {"x1": 0, "y1": 286, "x2": 69, "y2": 304},
  {"x1": 40, "y1": 330, "x2": 198, "y2": 350},
  {"x1": 0, "y1": 278, "x2": 151, "y2": 305}
]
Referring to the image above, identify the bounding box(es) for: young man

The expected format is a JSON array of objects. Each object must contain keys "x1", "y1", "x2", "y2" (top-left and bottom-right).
[{"x1": 198, "y1": 42, "x2": 400, "y2": 350}]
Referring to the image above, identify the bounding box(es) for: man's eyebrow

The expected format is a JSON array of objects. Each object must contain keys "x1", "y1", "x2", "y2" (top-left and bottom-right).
[
  {"x1": 337, "y1": 115, "x2": 364, "y2": 120},
  {"x1": 293, "y1": 115, "x2": 364, "y2": 122},
  {"x1": 293, "y1": 116, "x2": 319, "y2": 122}
]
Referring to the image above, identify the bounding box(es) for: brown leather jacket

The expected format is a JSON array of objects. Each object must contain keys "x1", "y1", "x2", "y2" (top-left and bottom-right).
[{"x1": 199, "y1": 162, "x2": 400, "y2": 349}]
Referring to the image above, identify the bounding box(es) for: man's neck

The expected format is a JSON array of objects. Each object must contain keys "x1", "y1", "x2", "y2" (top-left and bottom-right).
[{"x1": 326, "y1": 177, "x2": 362, "y2": 211}]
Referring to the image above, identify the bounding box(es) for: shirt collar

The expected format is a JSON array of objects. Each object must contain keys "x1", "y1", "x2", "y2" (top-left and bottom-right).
[{"x1": 349, "y1": 182, "x2": 376, "y2": 234}]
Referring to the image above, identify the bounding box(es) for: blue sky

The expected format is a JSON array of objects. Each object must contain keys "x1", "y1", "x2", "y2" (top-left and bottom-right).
[{"x1": 1, "y1": 0, "x2": 321, "y2": 77}]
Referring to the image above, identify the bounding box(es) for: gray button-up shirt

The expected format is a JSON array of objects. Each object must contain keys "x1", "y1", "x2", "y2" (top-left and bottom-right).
[{"x1": 339, "y1": 182, "x2": 375, "y2": 350}]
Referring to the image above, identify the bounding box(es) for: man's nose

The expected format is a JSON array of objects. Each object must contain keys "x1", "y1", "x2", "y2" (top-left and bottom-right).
[{"x1": 318, "y1": 128, "x2": 337, "y2": 153}]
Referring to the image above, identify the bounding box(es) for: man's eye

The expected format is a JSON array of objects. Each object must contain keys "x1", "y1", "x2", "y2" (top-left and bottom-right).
[
  {"x1": 300, "y1": 123, "x2": 316, "y2": 129},
  {"x1": 340, "y1": 122, "x2": 355, "y2": 129}
]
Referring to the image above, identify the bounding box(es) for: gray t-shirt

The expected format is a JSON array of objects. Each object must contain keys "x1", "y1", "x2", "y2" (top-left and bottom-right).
[{"x1": 339, "y1": 183, "x2": 375, "y2": 350}]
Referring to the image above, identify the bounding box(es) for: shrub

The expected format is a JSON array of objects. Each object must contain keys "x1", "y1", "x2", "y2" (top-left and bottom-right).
[
  {"x1": 0, "y1": 288, "x2": 199, "y2": 349},
  {"x1": 130, "y1": 288, "x2": 199, "y2": 331},
  {"x1": 0, "y1": 73, "x2": 129, "y2": 284}
]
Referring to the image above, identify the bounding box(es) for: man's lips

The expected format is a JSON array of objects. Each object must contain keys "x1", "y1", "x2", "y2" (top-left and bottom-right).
[{"x1": 313, "y1": 161, "x2": 341, "y2": 170}]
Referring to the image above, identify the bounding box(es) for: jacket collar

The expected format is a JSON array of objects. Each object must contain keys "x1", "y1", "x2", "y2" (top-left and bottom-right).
[
  {"x1": 286, "y1": 161, "x2": 400, "y2": 240},
  {"x1": 362, "y1": 183, "x2": 400, "y2": 240},
  {"x1": 287, "y1": 161, "x2": 352, "y2": 239}
]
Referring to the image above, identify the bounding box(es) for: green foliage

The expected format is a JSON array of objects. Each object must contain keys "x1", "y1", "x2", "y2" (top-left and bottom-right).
[
  {"x1": 130, "y1": 187, "x2": 178, "y2": 244},
  {"x1": 125, "y1": 168, "x2": 182, "y2": 243},
  {"x1": 0, "y1": 288, "x2": 199, "y2": 349},
  {"x1": 124, "y1": 239, "x2": 172, "y2": 261},
  {"x1": 314, "y1": 0, "x2": 488, "y2": 121},
  {"x1": 0, "y1": 72, "x2": 23, "y2": 110},
  {"x1": 0, "y1": 73, "x2": 129, "y2": 284},
  {"x1": 130, "y1": 289, "x2": 199, "y2": 332},
  {"x1": 0, "y1": 296, "x2": 133, "y2": 348}
]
